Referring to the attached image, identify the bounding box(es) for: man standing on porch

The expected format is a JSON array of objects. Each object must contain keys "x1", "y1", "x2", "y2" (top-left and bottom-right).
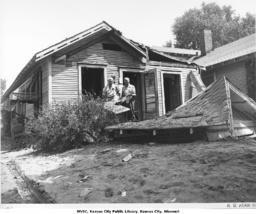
[
  {"x1": 102, "y1": 77, "x2": 120, "y2": 102},
  {"x1": 120, "y1": 77, "x2": 136, "y2": 121}
]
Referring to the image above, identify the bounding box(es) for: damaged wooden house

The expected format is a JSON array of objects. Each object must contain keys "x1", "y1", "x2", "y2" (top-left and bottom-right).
[
  {"x1": 1, "y1": 21, "x2": 204, "y2": 126},
  {"x1": 106, "y1": 30, "x2": 256, "y2": 142},
  {"x1": 106, "y1": 76, "x2": 256, "y2": 142},
  {"x1": 195, "y1": 30, "x2": 256, "y2": 101}
]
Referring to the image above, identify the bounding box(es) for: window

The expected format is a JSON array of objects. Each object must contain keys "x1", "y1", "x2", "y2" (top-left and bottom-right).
[{"x1": 102, "y1": 43, "x2": 122, "y2": 51}]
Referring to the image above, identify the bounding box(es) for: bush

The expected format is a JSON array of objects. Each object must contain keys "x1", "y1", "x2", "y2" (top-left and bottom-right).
[
  {"x1": 1, "y1": 110, "x2": 12, "y2": 138},
  {"x1": 24, "y1": 95, "x2": 119, "y2": 152}
]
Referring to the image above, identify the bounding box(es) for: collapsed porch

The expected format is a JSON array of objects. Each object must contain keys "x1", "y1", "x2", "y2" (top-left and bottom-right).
[{"x1": 106, "y1": 76, "x2": 256, "y2": 142}]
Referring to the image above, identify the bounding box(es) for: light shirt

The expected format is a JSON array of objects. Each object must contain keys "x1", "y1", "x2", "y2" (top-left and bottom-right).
[
  {"x1": 121, "y1": 84, "x2": 136, "y2": 98},
  {"x1": 102, "y1": 84, "x2": 120, "y2": 101}
]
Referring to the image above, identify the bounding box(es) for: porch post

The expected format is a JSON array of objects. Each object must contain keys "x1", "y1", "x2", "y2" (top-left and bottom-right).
[{"x1": 48, "y1": 57, "x2": 52, "y2": 104}]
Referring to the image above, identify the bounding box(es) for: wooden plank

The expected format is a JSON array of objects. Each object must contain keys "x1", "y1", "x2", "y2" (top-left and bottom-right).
[
  {"x1": 189, "y1": 70, "x2": 206, "y2": 92},
  {"x1": 155, "y1": 70, "x2": 159, "y2": 116},
  {"x1": 54, "y1": 55, "x2": 66, "y2": 63},
  {"x1": 148, "y1": 61, "x2": 195, "y2": 68},
  {"x1": 234, "y1": 127, "x2": 254, "y2": 136},
  {"x1": 41, "y1": 60, "x2": 49, "y2": 104},
  {"x1": 225, "y1": 80, "x2": 234, "y2": 136}
]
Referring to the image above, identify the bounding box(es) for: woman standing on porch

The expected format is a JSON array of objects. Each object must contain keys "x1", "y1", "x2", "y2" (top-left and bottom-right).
[{"x1": 102, "y1": 77, "x2": 120, "y2": 102}]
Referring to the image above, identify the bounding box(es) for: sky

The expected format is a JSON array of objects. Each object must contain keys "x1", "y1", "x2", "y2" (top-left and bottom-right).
[{"x1": 0, "y1": 0, "x2": 255, "y2": 89}]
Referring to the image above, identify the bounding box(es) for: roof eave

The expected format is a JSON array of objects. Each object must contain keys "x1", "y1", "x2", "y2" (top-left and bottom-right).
[
  {"x1": 1, "y1": 55, "x2": 38, "y2": 103},
  {"x1": 1, "y1": 21, "x2": 148, "y2": 103},
  {"x1": 200, "y1": 52, "x2": 256, "y2": 71}
]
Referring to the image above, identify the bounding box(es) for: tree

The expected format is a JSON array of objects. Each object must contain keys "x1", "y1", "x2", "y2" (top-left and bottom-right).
[
  {"x1": 168, "y1": 2, "x2": 255, "y2": 49},
  {"x1": 164, "y1": 40, "x2": 173, "y2": 48},
  {"x1": 1, "y1": 79, "x2": 6, "y2": 97}
]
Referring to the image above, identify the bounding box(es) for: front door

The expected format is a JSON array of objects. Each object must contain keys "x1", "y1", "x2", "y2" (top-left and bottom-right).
[
  {"x1": 163, "y1": 74, "x2": 181, "y2": 113},
  {"x1": 122, "y1": 72, "x2": 142, "y2": 120},
  {"x1": 143, "y1": 68, "x2": 159, "y2": 120}
]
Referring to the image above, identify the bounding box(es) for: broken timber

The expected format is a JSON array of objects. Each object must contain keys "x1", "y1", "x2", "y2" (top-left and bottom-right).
[
  {"x1": 106, "y1": 76, "x2": 256, "y2": 142},
  {"x1": 189, "y1": 70, "x2": 206, "y2": 92}
]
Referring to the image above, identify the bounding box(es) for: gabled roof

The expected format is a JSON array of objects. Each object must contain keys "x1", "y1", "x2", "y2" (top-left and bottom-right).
[
  {"x1": 2, "y1": 21, "x2": 148, "y2": 103},
  {"x1": 35, "y1": 21, "x2": 147, "y2": 62},
  {"x1": 194, "y1": 33, "x2": 256, "y2": 67},
  {"x1": 2, "y1": 22, "x2": 200, "y2": 103},
  {"x1": 106, "y1": 76, "x2": 256, "y2": 131}
]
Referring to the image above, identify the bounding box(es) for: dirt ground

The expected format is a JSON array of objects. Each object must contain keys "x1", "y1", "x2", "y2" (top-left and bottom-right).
[
  {"x1": 1, "y1": 137, "x2": 256, "y2": 203},
  {"x1": 1, "y1": 139, "x2": 40, "y2": 204}
]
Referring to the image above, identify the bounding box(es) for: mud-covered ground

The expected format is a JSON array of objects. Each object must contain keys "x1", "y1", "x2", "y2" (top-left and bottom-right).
[{"x1": 1, "y1": 138, "x2": 256, "y2": 203}]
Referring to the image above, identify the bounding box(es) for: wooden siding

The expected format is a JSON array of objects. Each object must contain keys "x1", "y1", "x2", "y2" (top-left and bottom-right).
[
  {"x1": 41, "y1": 60, "x2": 49, "y2": 104},
  {"x1": 156, "y1": 71, "x2": 163, "y2": 116},
  {"x1": 50, "y1": 39, "x2": 144, "y2": 103},
  {"x1": 50, "y1": 38, "x2": 197, "y2": 120},
  {"x1": 25, "y1": 103, "x2": 34, "y2": 119},
  {"x1": 67, "y1": 39, "x2": 143, "y2": 81},
  {"x1": 156, "y1": 68, "x2": 198, "y2": 116},
  {"x1": 214, "y1": 61, "x2": 247, "y2": 95},
  {"x1": 52, "y1": 64, "x2": 79, "y2": 102}
]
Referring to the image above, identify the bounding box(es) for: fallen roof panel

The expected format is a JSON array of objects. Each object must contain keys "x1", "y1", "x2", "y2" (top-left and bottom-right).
[
  {"x1": 106, "y1": 76, "x2": 231, "y2": 131},
  {"x1": 106, "y1": 115, "x2": 208, "y2": 130}
]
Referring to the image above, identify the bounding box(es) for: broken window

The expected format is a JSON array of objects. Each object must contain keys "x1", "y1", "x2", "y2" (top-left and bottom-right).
[{"x1": 81, "y1": 67, "x2": 104, "y2": 97}]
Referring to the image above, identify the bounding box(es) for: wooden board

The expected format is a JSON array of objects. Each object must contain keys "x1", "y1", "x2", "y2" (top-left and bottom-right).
[{"x1": 104, "y1": 102, "x2": 130, "y2": 114}]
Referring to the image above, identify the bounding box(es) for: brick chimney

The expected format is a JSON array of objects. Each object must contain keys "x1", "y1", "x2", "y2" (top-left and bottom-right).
[{"x1": 200, "y1": 29, "x2": 213, "y2": 56}]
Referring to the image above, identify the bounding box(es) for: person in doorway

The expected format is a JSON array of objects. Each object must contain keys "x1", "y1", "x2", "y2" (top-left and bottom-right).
[
  {"x1": 102, "y1": 77, "x2": 120, "y2": 102},
  {"x1": 119, "y1": 77, "x2": 137, "y2": 121}
]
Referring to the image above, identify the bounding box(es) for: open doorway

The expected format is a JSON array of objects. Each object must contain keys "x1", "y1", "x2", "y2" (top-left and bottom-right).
[
  {"x1": 123, "y1": 72, "x2": 142, "y2": 120},
  {"x1": 81, "y1": 67, "x2": 104, "y2": 97},
  {"x1": 163, "y1": 74, "x2": 182, "y2": 113}
]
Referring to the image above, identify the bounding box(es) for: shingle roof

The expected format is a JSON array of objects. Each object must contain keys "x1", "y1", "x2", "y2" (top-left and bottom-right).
[
  {"x1": 106, "y1": 76, "x2": 230, "y2": 131},
  {"x1": 106, "y1": 115, "x2": 208, "y2": 130},
  {"x1": 194, "y1": 33, "x2": 256, "y2": 67}
]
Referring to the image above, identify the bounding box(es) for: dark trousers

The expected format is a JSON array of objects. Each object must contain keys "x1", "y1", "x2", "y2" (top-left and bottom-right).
[{"x1": 121, "y1": 99, "x2": 136, "y2": 121}]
